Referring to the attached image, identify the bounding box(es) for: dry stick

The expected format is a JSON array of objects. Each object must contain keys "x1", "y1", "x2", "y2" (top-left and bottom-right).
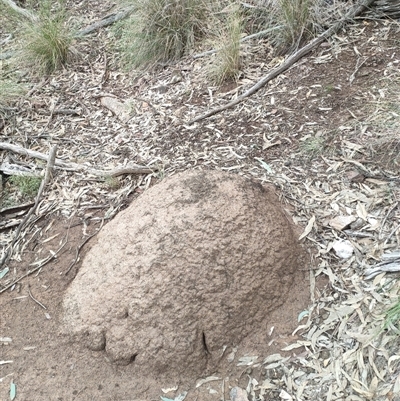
[
  {"x1": 189, "y1": 0, "x2": 377, "y2": 125},
  {"x1": 0, "y1": 146, "x2": 57, "y2": 268},
  {"x1": 74, "y1": 6, "x2": 135, "y2": 37},
  {"x1": 65, "y1": 219, "x2": 105, "y2": 275},
  {"x1": 0, "y1": 239, "x2": 68, "y2": 294},
  {"x1": 0, "y1": 142, "x2": 155, "y2": 175},
  {"x1": 24, "y1": 78, "x2": 48, "y2": 99},
  {"x1": 27, "y1": 284, "x2": 47, "y2": 309},
  {"x1": 379, "y1": 201, "x2": 399, "y2": 240},
  {"x1": 1, "y1": 0, "x2": 37, "y2": 22}
]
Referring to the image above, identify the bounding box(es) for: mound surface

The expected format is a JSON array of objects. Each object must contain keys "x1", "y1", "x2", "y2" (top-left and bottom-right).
[{"x1": 63, "y1": 170, "x2": 306, "y2": 378}]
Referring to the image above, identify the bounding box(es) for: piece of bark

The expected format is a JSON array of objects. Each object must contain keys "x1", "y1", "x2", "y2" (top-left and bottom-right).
[
  {"x1": 347, "y1": 169, "x2": 366, "y2": 183},
  {"x1": 329, "y1": 216, "x2": 357, "y2": 231},
  {"x1": 100, "y1": 96, "x2": 131, "y2": 123},
  {"x1": 0, "y1": 161, "x2": 41, "y2": 177}
]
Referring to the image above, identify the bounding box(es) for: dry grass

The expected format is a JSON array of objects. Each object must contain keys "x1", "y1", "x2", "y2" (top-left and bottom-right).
[
  {"x1": 117, "y1": 0, "x2": 218, "y2": 69},
  {"x1": 19, "y1": 0, "x2": 73, "y2": 74},
  {"x1": 0, "y1": 78, "x2": 26, "y2": 110},
  {"x1": 361, "y1": 59, "x2": 400, "y2": 171},
  {"x1": 208, "y1": 6, "x2": 243, "y2": 84},
  {"x1": 269, "y1": 0, "x2": 313, "y2": 54}
]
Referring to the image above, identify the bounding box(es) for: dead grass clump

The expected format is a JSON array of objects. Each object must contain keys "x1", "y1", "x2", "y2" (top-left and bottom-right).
[
  {"x1": 117, "y1": 0, "x2": 216, "y2": 69},
  {"x1": 0, "y1": 78, "x2": 26, "y2": 111},
  {"x1": 20, "y1": 1, "x2": 73, "y2": 74},
  {"x1": 242, "y1": 0, "x2": 352, "y2": 55},
  {"x1": 269, "y1": 0, "x2": 314, "y2": 54},
  {"x1": 208, "y1": 7, "x2": 243, "y2": 85}
]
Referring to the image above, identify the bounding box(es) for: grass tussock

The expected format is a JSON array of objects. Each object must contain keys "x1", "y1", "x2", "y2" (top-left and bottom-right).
[
  {"x1": 299, "y1": 135, "x2": 326, "y2": 158},
  {"x1": 20, "y1": 0, "x2": 73, "y2": 74},
  {"x1": 208, "y1": 7, "x2": 243, "y2": 85},
  {"x1": 270, "y1": 0, "x2": 313, "y2": 54},
  {"x1": 117, "y1": 0, "x2": 216, "y2": 69},
  {"x1": 0, "y1": 78, "x2": 26, "y2": 109},
  {"x1": 9, "y1": 175, "x2": 42, "y2": 197}
]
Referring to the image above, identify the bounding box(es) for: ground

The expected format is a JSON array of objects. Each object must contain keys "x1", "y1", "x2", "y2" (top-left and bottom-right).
[{"x1": 1, "y1": 2, "x2": 400, "y2": 401}]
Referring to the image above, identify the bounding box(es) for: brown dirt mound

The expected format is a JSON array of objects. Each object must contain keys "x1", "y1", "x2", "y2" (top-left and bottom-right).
[{"x1": 63, "y1": 169, "x2": 307, "y2": 380}]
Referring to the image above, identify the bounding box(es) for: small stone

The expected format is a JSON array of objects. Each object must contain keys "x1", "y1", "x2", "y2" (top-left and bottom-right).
[
  {"x1": 332, "y1": 240, "x2": 354, "y2": 259},
  {"x1": 230, "y1": 387, "x2": 249, "y2": 401},
  {"x1": 347, "y1": 170, "x2": 365, "y2": 183}
]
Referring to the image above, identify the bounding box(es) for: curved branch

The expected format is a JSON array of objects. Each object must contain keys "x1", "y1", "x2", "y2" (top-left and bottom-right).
[
  {"x1": 189, "y1": 0, "x2": 377, "y2": 125},
  {"x1": 74, "y1": 6, "x2": 135, "y2": 37}
]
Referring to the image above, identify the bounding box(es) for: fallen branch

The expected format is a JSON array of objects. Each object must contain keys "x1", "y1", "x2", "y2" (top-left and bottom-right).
[
  {"x1": 189, "y1": 0, "x2": 377, "y2": 124},
  {"x1": 367, "y1": 0, "x2": 400, "y2": 18},
  {"x1": 0, "y1": 161, "x2": 41, "y2": 177},
  {"x1": 0, "y1": 146, "x2": 57, "y2": 268},
  {"x1": 0, "y1": 51, "x2": 16, "y2": 60},
  {"x1": 1, "y1": 0, "x2": 37, "y2": 22},
  {"x1": 364, "y1": 250, "x2": 400, "y2": 280},
  {"x1": 74, "y1": 6, "x2": 135, "y2": 37},
  {"x1": 0, "y1": 142, "x2": 155, "y2": 176}
]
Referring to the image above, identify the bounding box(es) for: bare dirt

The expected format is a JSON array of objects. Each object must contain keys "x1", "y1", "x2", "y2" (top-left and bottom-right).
[
  {"x1": 1, "y1": 3, "x2": 400, "y2": 401},
  {"x1": 0, "y1": 188, "x2": 309, "y2": 401},
  {"x1": 1, "y1": 178, "x2": 311, "y2": 401}
]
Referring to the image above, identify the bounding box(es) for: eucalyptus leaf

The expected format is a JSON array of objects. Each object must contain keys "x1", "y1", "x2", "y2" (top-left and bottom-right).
[
  {"x1": 0, "y1": 267, "x2": 9, "y2": 279},
  {"x1": 10, "y1": 382, "x2": 16, "y2": 400}
]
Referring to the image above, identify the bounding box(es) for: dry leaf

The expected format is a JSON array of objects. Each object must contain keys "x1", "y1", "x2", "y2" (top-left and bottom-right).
[{"x1": 299, "y1": 216, "x2": 315, "y2": 240}]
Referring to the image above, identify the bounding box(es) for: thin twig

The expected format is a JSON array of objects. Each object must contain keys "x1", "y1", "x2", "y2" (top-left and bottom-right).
[
  {"x1": 349, "y1": 56, "x2": 368, "y2": 84},
  {"x1": 380, "y1": 201, "x2": 398, "y2": 240},
  {"x1": 27, "y1": 284, "x2": 47, "y2": 309},
  {"x1": 0, "y1": 146, "x2": 57, "y2": 268},
  {"x1": 24, "y1": 78, "x2": 48, "y2": 99},
  {"x1": 189, "y1": 0, "x2": 377, "y2": 124},
  {"x1": 0, "y1": 239, "x2": 67, "y2": 294},
  {"x1": 384, "y1": 224, "x2": 400, "y2": 246},
  {"x1": 0, "y1": 142, "x2": 155, "y2": 175},
  {"x1": 44, "y1": 146, "x2": 57, "y2": 185},
  {"x1": 65, "y1": 219, "x2": 104, "y2": 275}
]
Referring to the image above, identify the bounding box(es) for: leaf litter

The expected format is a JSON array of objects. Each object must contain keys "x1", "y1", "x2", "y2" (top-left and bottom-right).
[{"x1": 0, "y1": 4, "x2": 400, "y2": 401}]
